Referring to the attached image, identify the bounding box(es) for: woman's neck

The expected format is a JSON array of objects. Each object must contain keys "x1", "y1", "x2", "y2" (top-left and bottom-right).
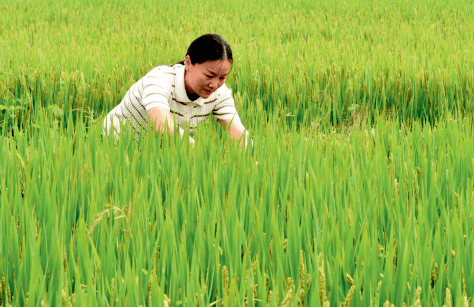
[{"x1": 184, "y1": 70, "x2": 199, "y2": 101}]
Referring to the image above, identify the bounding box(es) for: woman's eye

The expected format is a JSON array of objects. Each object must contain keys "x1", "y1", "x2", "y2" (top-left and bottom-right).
[{"x1": 206, "y1": 75, "x2": 212, "y2": 78}]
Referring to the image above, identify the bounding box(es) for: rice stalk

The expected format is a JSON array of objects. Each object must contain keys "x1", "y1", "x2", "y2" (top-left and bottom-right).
[
  {"x1": 222, "y1": 266, "x2": 229, "y2": 297},
  {"x1": 280, "y1": 288, "x2": 294, "y2": 307},
  {"x1": 319, "y1": 260, "x2": 328, "y2": 306},
  {"x1": 345, "y1": 273, "x2": 354, "y2": 287},
  {"x1": 414, "y1": 287, "x2": 422, "y2": 307},
  {"x1": 342, "y1": 285, "x2": 355, "y2": 307},
  {"x1": 430, "y1": 263, "x2": 439, "y2": 287},
  {"x1": 298, "y1": 251, "x2": 305, "y2": 290},
  {"x1": 443, "y1": 287, "x2": 452, "y2": 307}
]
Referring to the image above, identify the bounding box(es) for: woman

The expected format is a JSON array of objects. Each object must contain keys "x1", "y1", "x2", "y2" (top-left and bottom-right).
[{"x1": 103, "y1": 33, "x2": 249, "y2": 148}]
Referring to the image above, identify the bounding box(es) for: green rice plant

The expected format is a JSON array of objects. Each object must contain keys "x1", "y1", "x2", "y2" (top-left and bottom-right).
[
  {"x1": 1, "y1": 0, "x2": 474, "y2": 129},
  {"x1": 2, "y1": 109, "x2": 474, "y2": 306},
  {"x1": 2, "y1": 0, "x2": 474, "y2": 306}
]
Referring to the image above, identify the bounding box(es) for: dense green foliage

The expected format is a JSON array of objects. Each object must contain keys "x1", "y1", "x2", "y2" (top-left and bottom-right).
[
  {"x1": 2, "y1": 0, "x2": 474, "y2": 128},
  {"x1": 1, "y1": 0, "x2": 474, "y2": 306}
]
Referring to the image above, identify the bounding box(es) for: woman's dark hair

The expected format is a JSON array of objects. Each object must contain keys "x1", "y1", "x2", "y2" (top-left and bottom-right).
[{"x1": 175, "y1": 34, "x2": 233, "y2": 65}]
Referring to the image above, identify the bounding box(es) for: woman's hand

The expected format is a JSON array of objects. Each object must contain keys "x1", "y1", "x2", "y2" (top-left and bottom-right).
[
  {"x1": 217, "y1": 118, "x2": 252, "y2": 151},
  {"x1": 148, "y1": 107, "x2": 175, "y2": 134},
  {"x1": 149, "y1": 107, "x2": 195, "y2": 147}
]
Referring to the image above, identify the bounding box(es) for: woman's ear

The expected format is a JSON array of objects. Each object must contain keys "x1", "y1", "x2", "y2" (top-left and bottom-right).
[{"x1": 184, "y1": 55, "x2": 191, "y2": 71}]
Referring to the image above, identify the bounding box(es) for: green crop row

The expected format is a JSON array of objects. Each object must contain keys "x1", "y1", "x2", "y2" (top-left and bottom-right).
[
  {"x1": 1, "y1": 111, "x2": 474, "y2": 306},
  {"x1": 1, "y1": 0, "x2": 474, "y2": 128}
]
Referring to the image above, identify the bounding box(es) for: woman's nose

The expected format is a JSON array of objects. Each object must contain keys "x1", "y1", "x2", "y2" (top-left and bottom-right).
[{"x1": 209, "y1": 78, "x2": 219, "y2": 89}]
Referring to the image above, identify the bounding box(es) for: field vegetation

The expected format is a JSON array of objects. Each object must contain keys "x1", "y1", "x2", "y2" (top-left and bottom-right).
[{"x1": 1, "y1": 0, "x2": 474, "y2": 306}]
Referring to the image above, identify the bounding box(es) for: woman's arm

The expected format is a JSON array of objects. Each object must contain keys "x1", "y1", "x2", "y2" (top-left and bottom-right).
[
  {"x1": 148, "y1": 107, "x2": 194, "y2": 146},
  {"x1": 217, "y1": 118, "x2": 251, "y2": 150}
]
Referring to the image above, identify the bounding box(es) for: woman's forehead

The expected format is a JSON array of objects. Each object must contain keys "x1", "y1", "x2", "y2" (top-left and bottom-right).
[{"x1": 198, "y1": 59, "x2": 232, "y2": 75}]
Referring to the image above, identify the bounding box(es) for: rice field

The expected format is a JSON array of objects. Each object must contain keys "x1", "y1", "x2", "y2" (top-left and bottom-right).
[{"x1": 1, "y1": 0, "x2": 474, "y2": 306}]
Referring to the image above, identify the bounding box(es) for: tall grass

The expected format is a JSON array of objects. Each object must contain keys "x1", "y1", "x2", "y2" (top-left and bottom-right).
[
  {"x1": 1, "y1": 0, "x2": 474, "y2": 306},
  {"x1": 2, "y1": 112, "x2": 474, "y2": 306},
  {"x1": 1, "y1": 0, "x2": 474, "y2": 129}
]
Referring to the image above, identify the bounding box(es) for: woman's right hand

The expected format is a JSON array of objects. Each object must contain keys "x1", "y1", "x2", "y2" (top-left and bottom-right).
[{"x1": 149, "y1": 107, "x2": 194, "y2": 147}]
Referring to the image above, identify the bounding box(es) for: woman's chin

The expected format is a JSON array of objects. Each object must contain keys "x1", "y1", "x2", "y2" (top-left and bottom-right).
[{"x1": 200, "y1": 90, "x2": 212, "y2": 98}]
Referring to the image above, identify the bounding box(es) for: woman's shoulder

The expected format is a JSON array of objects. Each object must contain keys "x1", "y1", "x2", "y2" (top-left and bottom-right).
[
  {"x1": 141, "y1": 63, "x2": 184, "y2": 85},
  {"x1": 215, "y1": 83, "x2": 232, "y2": 97},
  {"x1": 146, "y1": 63, "x2": 183, "y2": 77}
]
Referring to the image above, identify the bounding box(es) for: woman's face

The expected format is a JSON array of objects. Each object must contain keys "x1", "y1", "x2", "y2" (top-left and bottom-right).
[{"x1": 184, "y1": 56, "x2": 231, "y2": 100}]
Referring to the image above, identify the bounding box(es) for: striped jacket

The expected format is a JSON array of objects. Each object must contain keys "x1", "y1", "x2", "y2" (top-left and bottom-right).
[{"x1": 103, "y1": 63, "x2": 241, "y2": 136}]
